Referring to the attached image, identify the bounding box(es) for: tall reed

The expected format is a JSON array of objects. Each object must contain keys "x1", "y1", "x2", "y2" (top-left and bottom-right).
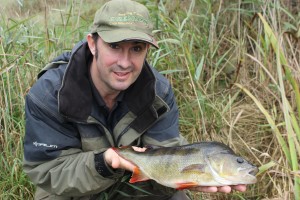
[
  {"x1": 0, "y1": 0, "x2": 98, "y2": 198},
  {"x1": 236, "y1": 10, "x2": 300, "y2": 200},
  {"x1": 152, "y1": 0, "x2": 299, "y2": 199}
]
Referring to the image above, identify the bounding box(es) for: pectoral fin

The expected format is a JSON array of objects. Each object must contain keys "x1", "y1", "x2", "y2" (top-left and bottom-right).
[
  {"x1": 176, "y1": 182, "x2": 199, "y2": 190},
  {"x1": 181, "y1": 164, "x2": 206, "y2": 173},
  {"x1": 129, "y1": 166, "x2": 150, "y2": 183}
]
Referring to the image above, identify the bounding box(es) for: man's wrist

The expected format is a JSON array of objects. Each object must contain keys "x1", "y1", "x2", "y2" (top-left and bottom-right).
[{"x1": 94, "y1": 152, "x2": 115, "y2": 177}]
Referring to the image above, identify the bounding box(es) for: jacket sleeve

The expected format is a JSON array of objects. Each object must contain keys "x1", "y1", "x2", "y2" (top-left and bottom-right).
[{"x1": 23, "y1": 79, "x2": 123, "y2": 197}]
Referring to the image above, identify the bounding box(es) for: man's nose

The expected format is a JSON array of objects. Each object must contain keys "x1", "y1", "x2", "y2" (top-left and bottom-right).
[{"x1": 117, "y1": 51, "x2": 131, "y2": 69}]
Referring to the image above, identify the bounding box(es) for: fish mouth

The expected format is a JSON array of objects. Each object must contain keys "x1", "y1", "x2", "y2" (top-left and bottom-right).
[
  {"x1": 248, "y1": 167, "x2": 259, "y2": 176},
  {"x1": 233, "y1": 167, "x2": 258, "y2": 184},
  {"x1": 239, "y1": 166, "x2": 258, "y2": 176}
]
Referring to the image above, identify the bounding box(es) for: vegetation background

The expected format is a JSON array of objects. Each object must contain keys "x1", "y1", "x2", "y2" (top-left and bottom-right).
[{"x1": 0, "y1": 0, "x2": 299, "y2": 199}]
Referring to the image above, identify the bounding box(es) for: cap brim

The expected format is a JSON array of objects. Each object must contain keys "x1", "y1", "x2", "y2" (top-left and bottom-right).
[{"x1": 98, "y1": 29, "x2": 159, "y2": 49}]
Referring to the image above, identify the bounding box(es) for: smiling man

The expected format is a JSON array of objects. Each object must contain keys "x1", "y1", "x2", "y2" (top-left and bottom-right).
[{"x1": 23, "y1": 0, "x2": 246, "y2": 199}]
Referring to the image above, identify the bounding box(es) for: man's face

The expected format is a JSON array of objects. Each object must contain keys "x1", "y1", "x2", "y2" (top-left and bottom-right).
[{"x1": 90, "y1": 37, "x2": 149, "y2": 96}]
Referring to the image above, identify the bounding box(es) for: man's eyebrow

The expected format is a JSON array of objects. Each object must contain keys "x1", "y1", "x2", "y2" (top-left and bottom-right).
[
  {"x1": 132, "y1": 41, "x2": 147, "y2": 46},
  {"x1": 108, "y1": 41, "x2": 147, "y2": 46},
  {"x1": 107, "y1": 42, "x2": 118, "y2": 46}
]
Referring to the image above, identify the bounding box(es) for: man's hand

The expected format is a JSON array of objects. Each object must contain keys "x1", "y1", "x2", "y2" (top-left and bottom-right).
[
  {"x1": 190, "y1": 184, "x2": 247, "y2": 193},
  {"x1": 104, "y1": 147, "x2": 146, "y2": 172}
]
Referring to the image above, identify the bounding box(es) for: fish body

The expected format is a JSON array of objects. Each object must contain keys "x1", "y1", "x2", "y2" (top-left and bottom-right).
[{"x1": 112, "y1": 142, "x2": 258, "y2": 189}]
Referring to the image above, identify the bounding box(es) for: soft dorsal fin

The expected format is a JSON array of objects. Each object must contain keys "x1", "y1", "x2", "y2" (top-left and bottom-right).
[{"x1": 129, "y1": 166, "x2": 150, "y2": 183}]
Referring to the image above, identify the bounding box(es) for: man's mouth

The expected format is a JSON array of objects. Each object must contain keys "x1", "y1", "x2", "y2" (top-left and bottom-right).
[{"x1": 115, "y1": 72, "x2": 129, "y2": 77}]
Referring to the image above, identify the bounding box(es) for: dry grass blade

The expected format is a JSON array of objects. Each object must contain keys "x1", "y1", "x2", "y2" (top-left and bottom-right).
[
  {"x1": 257, "y1": 13, "x2": 300, "y2": 199},
  {"x1": 235, "y1": 83, "x2": 291, "y2": 164},
  {"x1": 257, "y1": 13, "x2": 300, "y2": 120}
]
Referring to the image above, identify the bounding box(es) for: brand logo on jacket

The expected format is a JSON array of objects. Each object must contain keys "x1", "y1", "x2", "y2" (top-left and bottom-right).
[{"x1": 33, "y1": 141, "x2": 58, "y2": 149}]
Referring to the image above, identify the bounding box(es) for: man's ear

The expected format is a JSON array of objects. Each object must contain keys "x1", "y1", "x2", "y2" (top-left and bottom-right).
[
  {"x1": 145, "y1": 43, "x2": 151, "y2": 57},
  {"x1": 86, "y1": 34, "x2": 96, "y2": 56}
]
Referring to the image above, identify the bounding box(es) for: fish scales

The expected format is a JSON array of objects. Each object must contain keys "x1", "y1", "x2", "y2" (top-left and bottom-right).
[{"x1": 113, "y1": 142, "x2": 258, "y2": 189}]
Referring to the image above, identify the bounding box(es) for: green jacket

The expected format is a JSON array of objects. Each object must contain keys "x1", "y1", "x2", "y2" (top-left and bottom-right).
[{"x1": 23, "y1": 41, "x2": 186, "y2": 199}]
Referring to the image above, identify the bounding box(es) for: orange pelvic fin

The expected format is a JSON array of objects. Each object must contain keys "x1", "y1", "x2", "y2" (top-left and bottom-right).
[
  {"x1": 176, "y1": 182, "x2": 199, "y2": 190},
  {"x1": 129, "y1": 166, "x2": 149, "y2": 183}
]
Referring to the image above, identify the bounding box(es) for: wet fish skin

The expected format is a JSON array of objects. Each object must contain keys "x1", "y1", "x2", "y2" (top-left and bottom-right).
[{"x1": 112, "y1": 142, "x2": 258, "y2": 189}]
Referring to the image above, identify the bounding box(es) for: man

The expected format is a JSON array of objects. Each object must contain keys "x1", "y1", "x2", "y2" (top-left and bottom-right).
[{"x1": 23, "y1": 0, "x2": 246, "y2": 199}]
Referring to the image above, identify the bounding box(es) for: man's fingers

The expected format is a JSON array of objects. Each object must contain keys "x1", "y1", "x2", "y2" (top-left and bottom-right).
[
  {"x1": 132, "y1": 146, "x2": 147, "y2": 152},
  {"x1": 104, "y1": 148, "x2": 121, "y2": 169},
  {"x1": 111, "y1": 156, "x2": 121, "y2": 169},
  {"x1": 189, "y1": 184, "x2": 247, "y2": 193},
  {"x1": 190, "y1": 186, "x2": 218, "y2": 193},
  {"x1": 217, "y1": 186, "x2": 231, "y2": 193},
  {"x1": 104, "y1": 148, "x2": 142, "y2": 172},
  {"x1": 217, "y1": 185, "x2": 247, "y2": 193},
  {"x1": 232, "y1": 184, "x2": 247, "y2": 192}
]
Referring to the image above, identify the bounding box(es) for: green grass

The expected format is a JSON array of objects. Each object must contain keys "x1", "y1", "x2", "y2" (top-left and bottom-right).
[{"x1": 1, "y1": 0, "x2": 299, "y2": 199}]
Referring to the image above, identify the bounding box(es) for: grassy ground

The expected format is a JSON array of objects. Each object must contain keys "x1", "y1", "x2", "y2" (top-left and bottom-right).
[{"x1": 1, "y1": 0, "x2": 299, "y2": 199}]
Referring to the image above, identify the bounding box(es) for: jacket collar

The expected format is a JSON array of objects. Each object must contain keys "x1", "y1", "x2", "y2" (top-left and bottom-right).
[{"x1": 58, "y1": 41, "x2": 156, "y2": 121}]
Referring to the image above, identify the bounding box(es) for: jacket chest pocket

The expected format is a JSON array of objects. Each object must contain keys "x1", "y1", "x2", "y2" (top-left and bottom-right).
[{"x1": 76, "y1": 124, "x2": 111, "y2": 151}]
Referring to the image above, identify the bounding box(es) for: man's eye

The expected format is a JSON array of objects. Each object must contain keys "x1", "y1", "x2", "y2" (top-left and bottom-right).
[
  {"x1": 109, "y1": 43, "x2": 119, "y2": 49},
  {"x1": 133, "y1": 46, "x2": 142, "y2": 52}
]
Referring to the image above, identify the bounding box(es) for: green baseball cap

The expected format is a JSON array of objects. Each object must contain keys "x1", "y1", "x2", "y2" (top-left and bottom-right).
[{"x1": 90, "y1": 0, "x2": 158, "y2": 48}]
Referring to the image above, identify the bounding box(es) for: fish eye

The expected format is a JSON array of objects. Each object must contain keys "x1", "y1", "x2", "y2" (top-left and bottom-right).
[{"x1": 237, "y1": 157, "x2": 244, "y2": 164}]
